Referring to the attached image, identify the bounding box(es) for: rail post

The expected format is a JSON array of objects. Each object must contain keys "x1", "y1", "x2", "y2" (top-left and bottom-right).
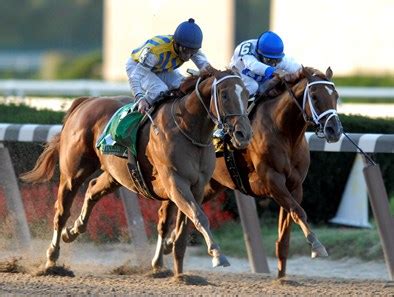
[
  {"x1": 235, "y1": 191, "x2": 270, "y2": 273},
  {"x1": 363, "y1": 161, "x2": 394, "y2": 280},
  {"x1": 0, "y1": 143, "x2": 31, "y2": 249}
]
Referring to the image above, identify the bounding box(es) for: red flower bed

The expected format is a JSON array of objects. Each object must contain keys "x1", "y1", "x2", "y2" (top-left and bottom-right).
[{"x1": 0, "y1": 183, "x2": 234, "y2": 243}]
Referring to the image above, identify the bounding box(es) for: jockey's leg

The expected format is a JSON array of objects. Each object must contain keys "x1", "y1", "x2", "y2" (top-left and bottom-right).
[
  {"x1": 141, "y1": 72, "x2": 168, "y2": 105},
  {"x1": 126, "y1": 57, "x2": 168, "y2": 105},
  {"x1": 240, "y1": 74, "x2": 259, "y2": 99},
  {"x1": 158, "y1": 68, "x2": 184, "y2": 90}
]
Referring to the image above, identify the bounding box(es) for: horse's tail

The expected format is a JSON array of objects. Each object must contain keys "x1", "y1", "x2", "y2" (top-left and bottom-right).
[
  {"x1": 20, "y1": 96, "x2": 91, "y2": 183},
  {"x1": 20, "y1": 133, "x2": 60, "y2": 183}
]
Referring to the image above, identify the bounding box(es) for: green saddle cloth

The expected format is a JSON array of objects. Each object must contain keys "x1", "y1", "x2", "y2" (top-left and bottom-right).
[{"x1": 96, "y1": 102, "x2": 143, "y2": 157}]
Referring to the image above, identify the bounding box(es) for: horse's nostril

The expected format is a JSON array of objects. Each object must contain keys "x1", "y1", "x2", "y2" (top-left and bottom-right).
[
  {"x1": 326, "y1": 127, "x2": 335, "y2": 135},
  {"x1": 234, "y1": 130, "x2": 245, "y2": 140}
]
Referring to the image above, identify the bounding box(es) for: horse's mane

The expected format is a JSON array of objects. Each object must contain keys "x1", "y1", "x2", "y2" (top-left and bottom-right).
[
  {"x1": 263, "y1": 66, "x2": 329, "y2": 99},
  {"x1": 179, "y1": 66, "x2": 238, "y2": 95}
]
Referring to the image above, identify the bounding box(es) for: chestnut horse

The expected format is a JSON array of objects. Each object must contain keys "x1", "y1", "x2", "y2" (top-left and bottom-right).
[
  {"x1": 21, "y1": 68, "x2": 252, "y2": 276},
  {"x1": 152, "y1": 66, "x2": 343, "y2": 278}
]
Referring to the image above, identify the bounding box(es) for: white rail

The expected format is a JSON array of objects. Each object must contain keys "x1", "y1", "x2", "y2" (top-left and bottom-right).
[{"x1": 0, "y1": 79, "x2": 394, "y2": 99}]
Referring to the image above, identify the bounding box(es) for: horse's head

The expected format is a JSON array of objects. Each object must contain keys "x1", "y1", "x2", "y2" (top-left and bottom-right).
[
  {"x1": 200, "y1": 67, "x2": 252, "y2": 149},
  {"x1": 298, "y1": 66, "x2": 343, "y2": 143}
]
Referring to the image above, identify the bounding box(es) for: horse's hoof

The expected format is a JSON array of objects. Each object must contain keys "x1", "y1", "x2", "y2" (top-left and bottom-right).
[
  {"x1": 151, "y1": 259, "x2": 163, "y2": 271},
  {"x1": 277, "y1": 270, "x2": 286, "y2": 279},
  {"x1": 45, "y1": 261, "x2": 55, "y2": 270},
  {"x1": 46, "y1": 245, "x2": 60, "y2": 263},
  {"x1": 212, "y1": 254, "x2": 231, "y2": 268},
  {"x1": 307, "y1": 233, "x2": 328, "y2": 258},
  {"x1": 162, "y1": 240, "x2": 173, "y2": 255},
  {"x1": 311, "y1": 245, "x2": 328, "y2": 258},
  {"x1": 62, "y1": 227, "x2": 77, "y2": 243}
]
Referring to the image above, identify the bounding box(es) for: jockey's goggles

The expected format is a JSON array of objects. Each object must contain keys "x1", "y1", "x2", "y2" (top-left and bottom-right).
[
  {"x1": 262, "y1": 56, "x2": 282, "y2": 67},
  {"x1": 175, "y1": 43, "x2": 199, "y2": 61}
]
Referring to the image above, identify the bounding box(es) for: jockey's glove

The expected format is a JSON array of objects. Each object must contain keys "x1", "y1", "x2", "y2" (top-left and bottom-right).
[
  {"x1": 137, "y1": 98, "x2": 150, "y2": 114},
  {"x1": 274, "y1": 68, "x2": 288, "y2": 79},
  {"x1": 282, "y1": 68, "x2": 303, "y2": 82}
]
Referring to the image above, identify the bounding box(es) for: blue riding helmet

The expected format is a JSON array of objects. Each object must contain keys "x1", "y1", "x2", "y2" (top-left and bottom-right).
[
  {"x1": 256, "y1": 31, "x2": 285, "y2": 59},
  {"x1": 173, "y1": 18, "x2": 203, "y2": 49}
]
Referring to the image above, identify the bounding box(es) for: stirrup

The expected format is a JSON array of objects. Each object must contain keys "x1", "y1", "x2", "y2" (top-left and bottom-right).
[{"x1": 213, "y1": 129, "x2": 225, "y2": 139}]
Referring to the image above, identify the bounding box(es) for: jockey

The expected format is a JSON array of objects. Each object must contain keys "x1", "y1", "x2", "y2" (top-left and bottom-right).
[
  {"x1": 214, "y1": 31, "x2": 302, "y2": 140},
  {"x1": 230, "y1": 31, "x2": 301, "y2": 99},
  {"x1": 126, "y1": 18, "x2": 210, "y2": 114}
]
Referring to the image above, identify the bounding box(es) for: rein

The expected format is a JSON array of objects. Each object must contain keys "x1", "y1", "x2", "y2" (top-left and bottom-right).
[
  {"x1": 283, "y1": 78, "x2": 339, "y2": 137},
  {"x1": 171, "y1": 74, "x2": 246, "y2": 147}
]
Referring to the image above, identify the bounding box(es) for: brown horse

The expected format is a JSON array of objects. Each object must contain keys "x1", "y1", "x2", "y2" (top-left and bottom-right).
[
  {"x1": 152, "y1": 66, "x2": 343, "y2": 278},
  {"x1": 20, "y1": 67, "x2": 252, "y2": 276}
]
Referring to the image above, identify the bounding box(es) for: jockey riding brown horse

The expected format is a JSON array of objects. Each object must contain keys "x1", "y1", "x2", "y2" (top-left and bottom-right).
[
  {"x1": 21, "y1": 67, "x2": 253, "y2": 276},
  {"x1": 152, "y1": 66, "x2": 343, "y2": 278}
]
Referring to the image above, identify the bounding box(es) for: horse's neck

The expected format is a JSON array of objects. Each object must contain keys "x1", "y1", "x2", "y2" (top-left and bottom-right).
[
  {"x1": 178, "y1": 82, "x2": 214, "y2": 140},
  {"x1": 271, "y1": 79, "x2": 308, "y2": 143}
]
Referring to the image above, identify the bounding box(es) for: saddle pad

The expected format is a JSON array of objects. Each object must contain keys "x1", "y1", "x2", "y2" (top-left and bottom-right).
[{"x1": 96, "y1": 102, "x2": 143, "y2": 157}]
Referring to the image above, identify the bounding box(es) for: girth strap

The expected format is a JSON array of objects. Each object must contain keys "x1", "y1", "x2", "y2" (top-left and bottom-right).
[
  {"x1": 223, "y1": 142, "x2": 249, "y2": 195},
  {"x1": 127, "y1": 151, "x2": 162, "y2": 200}
]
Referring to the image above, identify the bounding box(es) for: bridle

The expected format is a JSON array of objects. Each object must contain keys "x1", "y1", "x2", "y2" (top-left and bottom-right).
[
  {"x1": 283, "y1": 78, "x2": 339, "y2": 138},
  {"x1": 171, "y1": 74, "x2": 248, "y2": 147}
]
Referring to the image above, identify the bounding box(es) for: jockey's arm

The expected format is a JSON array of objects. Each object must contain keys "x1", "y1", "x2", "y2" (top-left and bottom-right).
[
  {"x1": 240, "y1": 54, "x2": 276, "y2": 78},
  {"x1": 130, "y1": 52, "x2": 158, "y2": 104},
  {"x1": 276, "y1": 56, "x2": 302, "y2": 82},
  {"x1": 191, "y1": 50, "x2": 210, "y2": 70},
  {"x1": 277, "y1": 56, "x2": 301, "y2": 73}
]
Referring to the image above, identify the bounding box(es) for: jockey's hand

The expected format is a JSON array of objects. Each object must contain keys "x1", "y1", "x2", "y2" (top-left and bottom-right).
[
  {"x1": 283, "y1": 68, "x2": 303, "y2": 82},
  {"x1": 274, "y1": 68, "x2": 288, "y2": 79},
  {"x1": 137, "y1": 98, "x2": 150, "y2": 114}
]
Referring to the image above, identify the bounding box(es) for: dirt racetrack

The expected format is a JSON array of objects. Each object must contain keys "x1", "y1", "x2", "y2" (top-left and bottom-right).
[
  {"x1": 1, "y1": 269, "x2": 393, "y2": 295},
  {"x1": 0, "y1": 240, "x2": 393, "y2": 296}
]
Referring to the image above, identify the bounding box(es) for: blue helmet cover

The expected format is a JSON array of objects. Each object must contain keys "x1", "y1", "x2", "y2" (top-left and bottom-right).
[
  {"x1": 173, "y1": 18, "x2": 203, "y2": 49},
  {"x1": 257, "y1": 31, "x2": 285, "y2": 59}
]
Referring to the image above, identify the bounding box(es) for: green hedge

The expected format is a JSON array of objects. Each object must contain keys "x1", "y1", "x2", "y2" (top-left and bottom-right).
[{"x1": 1, "y1": 104, "x2": 393, "y2": 224}]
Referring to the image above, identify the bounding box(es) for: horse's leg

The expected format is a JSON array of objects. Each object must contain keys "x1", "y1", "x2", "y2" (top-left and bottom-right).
[
  {"x1": 285, "y1": 186, "x2": 327, "y2": 259},
  {"x1": 289, "y1": 186, "x2": 328, "y2": 259},
  {"x1": 151, "y1": 200, "x2": 177, "y2": 271},
  {"x1": 159, "y1": 181, "x2": 225, "y2": 258},
  {"x1": 46, "y1": 175, "x2": 85, "y2": 269},
  {"x1": 62, "y1": 172, "x2": 119, "y2": 243},
  {"x1": 171, "y1": 209, "x2": 190, "y2": 276},
  {"x1": 276, "y1": 206, "x2": 293, "y2": 278},
  {"x1": 167, "y1": 178, "x2": 229, "y2": 271},
  {"x1": 265, "y1": 171, "x2": 328, "y2": 263}
]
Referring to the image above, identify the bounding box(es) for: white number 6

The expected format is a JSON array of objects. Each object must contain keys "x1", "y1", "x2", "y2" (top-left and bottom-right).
[{"x1": 239, "y1": 43, "x2": 252, "y2": 56}]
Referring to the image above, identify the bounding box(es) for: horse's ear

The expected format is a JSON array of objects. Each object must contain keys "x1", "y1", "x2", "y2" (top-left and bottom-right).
[
  {"x1": 326, "y1": 67, "x2": 333, "y2": 80},
  {"x1": 202, "y1": 64, "x2": 218, "y2": 77},
  {"x1": 302, "y1": 65, "x2": 312, "y2": 80},
  {"x1": 231, "y1": 67, "x2": 241, "y2": 77}
]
